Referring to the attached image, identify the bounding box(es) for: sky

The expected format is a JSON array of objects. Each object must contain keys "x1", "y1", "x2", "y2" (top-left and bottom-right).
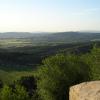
[{"x1": 0, "y1": 0, "x2": 100, "y2": 32}]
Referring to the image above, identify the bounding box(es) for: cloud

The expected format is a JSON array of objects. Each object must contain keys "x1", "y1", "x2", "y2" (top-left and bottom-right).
[{"x1": 72, "y1": 8, "x2": 100, "y2": 16}]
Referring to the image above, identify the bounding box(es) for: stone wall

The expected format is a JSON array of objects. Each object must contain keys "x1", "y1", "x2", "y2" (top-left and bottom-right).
[{"x1": 69, "y1": 81, "x2": 100, "y2": 100}]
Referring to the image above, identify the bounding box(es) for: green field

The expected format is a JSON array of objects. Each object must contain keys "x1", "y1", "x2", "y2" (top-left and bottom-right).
[
  {"x1": 0, "y1": 70, "x2": 35, "y2": 84},
  {"x1": 0, "y1": 39, "x2": 32, "y2": 48}
]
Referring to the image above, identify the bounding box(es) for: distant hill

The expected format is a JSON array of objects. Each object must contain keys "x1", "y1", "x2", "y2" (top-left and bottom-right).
[
  {"x1": 0, "y1": 32, "x2": 42, "y2": 38},
  {"x1": 0, "y1": 32, "x2": 100, "y2": 43},
  {"x1": 36, "y1": 32, "x2": 100, "y2": 43}
]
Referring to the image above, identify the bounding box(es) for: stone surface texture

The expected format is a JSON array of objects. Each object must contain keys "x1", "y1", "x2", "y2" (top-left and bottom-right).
[{"x1": 69, "y1": 81, "x2": 100, "y2": 100}]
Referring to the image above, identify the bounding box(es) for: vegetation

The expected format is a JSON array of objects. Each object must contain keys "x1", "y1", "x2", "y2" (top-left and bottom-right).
[
  {"x1": 35, "y1": 54, "x2": 89, "y2": 100},
  {"x1": 35, "y1": 46, "x2": 100, "y2": 100},
  {"x1": 0, "y1": 76, "x2": 37, "y2": 100},
  {"x1": 82, "y1": 46, "x2": 100, "y2": 80},
  {"x1": 0, "y1": 41, "x2": 94, "y2": 83},
  {"x1": 0, "y1": 40, "x2": 100, "y2": 100},
  {"x1": 0, "y1": 85, "x2": 29, "y2": 100}
]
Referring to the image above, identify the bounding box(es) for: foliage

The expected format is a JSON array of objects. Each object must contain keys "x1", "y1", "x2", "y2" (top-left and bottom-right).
[
  {"x1": 0, "y1": 85, "x2": 13, "y2": 100},
  {"x1": 0, "y1": 85, "x2": 29, "y2": 100},
  {"x1": 0, "y1": 44, "x2": 100, "y2": 100},
  {"x1": 0, "y1": 76, "x2": 38, "y2": 100},
  {"x1": 36, "y1": 54, "x2": 90, "y2": 100},
  {"x1": 83, "y1": 46, "x2": 100, "y2": 80}
]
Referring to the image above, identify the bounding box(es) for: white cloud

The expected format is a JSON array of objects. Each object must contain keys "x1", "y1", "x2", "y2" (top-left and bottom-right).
[{"x1": 72, "y1": 8, "x2": 100, "y2": 16}]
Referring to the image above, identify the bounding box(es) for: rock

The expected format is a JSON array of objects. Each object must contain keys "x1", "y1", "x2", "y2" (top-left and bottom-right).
[{"x1": 69, "y1": 81, "x2": 100, "y2": 100}]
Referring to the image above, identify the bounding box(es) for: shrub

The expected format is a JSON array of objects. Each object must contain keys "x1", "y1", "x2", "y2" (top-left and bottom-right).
[
  {"x1": 36, "y1": 54, "x2": 90, "y2": 100},
  {"x1": 0, "y1": 85, "x2": 13, "y2": 100},
  {"x1": 83, "y1": 46, "x2": 100, "y2": 80},
  {"x1": 0, "y1": 85, "x2": 29, "y2": 100}
]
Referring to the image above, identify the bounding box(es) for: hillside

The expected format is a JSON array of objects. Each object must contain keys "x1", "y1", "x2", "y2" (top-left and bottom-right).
[
  {"x1": 0, "y1": 41, "x2": 99, "y2": 84},
  {"x1": 0, "y1": 32, "x2": 100, "y2": 45},
  {"x1": 0, "y1": 32, "x2": 100, "y2": 84}
]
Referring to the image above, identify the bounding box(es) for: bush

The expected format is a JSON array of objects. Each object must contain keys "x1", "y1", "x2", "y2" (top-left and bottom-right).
[
  {"x1": 0, "y1": 85, "x2": 29, "y2": 100},
  {"x1": 0, "y1": 85, "x2": 13, "y2": 100},
  {"x1": 36, "y1": 54, "x2": 90, "y2": 100},
  {"x1": 83, "y1": 46, "x2": 100, "y2": 80}
]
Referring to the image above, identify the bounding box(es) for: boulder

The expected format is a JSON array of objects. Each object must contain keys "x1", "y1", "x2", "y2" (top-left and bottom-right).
[{"x1": 69, "y1": 81, "x2": 100, "y2": 100}]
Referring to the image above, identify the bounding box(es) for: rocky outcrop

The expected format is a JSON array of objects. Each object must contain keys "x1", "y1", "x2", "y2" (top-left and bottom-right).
[{"x1": 69, "y1": 81, "x2": 100, "y2": 100}]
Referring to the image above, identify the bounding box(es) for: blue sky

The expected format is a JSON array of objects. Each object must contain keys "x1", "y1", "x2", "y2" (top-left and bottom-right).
[{"x1": 0, "y1": 0, "x2": 100, "y2": 32}]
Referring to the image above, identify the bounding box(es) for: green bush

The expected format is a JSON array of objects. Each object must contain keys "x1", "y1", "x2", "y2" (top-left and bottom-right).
[
  {"x1": 0, "y1": 85, "x2": 13, "y2": 100},
  {"x1": 0, "y1": 85, "x2": 29, "y2": 100},
  {"x1": 36, "y1": 54, "x2": 90, "y2": 100},
  {"x1": 83, "y1": 46, "x2": 100, "y2": 80}
]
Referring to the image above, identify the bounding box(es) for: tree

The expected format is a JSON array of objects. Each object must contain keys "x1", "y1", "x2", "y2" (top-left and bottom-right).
[
  {"x1": 0, "y1": 85, "x2": 29, "y2": 100},
  {"x1": 13, "y1": 85, "x2": 29, "y2": 100},
  {"x1": 0, "y1": 85, "x2": 13, "y2": 100},
  {"x1": 36, "y1": 54, "x2": 90, "y2": 100},
  {"x1": 83, "y1": 46, "x2": 100, "y2": 80}
]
